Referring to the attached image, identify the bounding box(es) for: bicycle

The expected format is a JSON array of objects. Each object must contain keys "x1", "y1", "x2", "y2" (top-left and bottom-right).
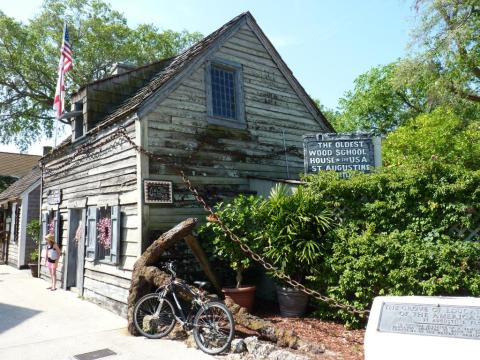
[{"x1": 133, "y1": 261, "x2": 235, "y2": 355}]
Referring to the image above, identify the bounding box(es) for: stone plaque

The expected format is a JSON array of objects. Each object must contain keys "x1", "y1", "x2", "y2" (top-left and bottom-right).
[
  {"x1": 365, "y1": 296, "x2": 480, "y2": 360},
  {"x1": 47, "y1": 189, "x2": 62, "y2": 205},
  {"x1": 303, "y1": 133, "x2": 381, "y2": 175},
  {"x1": 379, "y1": 302, "x2": 480, "y2": 340},
  {"x1": 144, "y1": 180, "x2": 173, "y2": 204}
]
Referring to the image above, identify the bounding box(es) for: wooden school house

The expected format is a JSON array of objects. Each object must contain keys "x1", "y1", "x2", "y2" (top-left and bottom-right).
[{"x1": 39, "y1": 12, "x2": 333, "y2": 316}]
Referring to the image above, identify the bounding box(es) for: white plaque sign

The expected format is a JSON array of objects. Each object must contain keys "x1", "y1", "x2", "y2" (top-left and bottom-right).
[{"x1": 365, "y1": 296, "x2": 480, "y2": 360}]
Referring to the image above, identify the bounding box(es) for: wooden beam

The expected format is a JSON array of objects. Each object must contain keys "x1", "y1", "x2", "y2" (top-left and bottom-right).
[{"x1": 184, "y1": 234, "x2": 221, "y2": 293}]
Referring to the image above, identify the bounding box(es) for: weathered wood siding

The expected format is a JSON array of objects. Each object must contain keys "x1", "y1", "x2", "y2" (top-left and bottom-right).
[
  {"x1": 142, "y1": 24, "x2": 325, "y2": 235},
  {"x1": 40, "y1": 119, "x2": 139, "y2": 314}
]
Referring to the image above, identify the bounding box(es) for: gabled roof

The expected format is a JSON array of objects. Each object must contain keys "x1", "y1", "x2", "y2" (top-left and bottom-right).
[
  {"x1": 97, "y1": 12, "x2": 251, "y2": 129},
  {"x1": 44, "y1": 12, "x2": 333, "y2": 161},
  {"x1": 0, "y1": 166, "x2": 41, "y2": 202},
  {"x1": 0, "y1": 152, "x2": 41, "y2": 178},
  {"x1": 100, "y1": 11, "x2": 334, "y2": 131}
]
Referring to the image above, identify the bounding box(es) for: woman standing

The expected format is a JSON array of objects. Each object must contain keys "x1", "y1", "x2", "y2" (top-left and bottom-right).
[{"x1": 45, "y1": 233, "x2": 61, "y2": 291}]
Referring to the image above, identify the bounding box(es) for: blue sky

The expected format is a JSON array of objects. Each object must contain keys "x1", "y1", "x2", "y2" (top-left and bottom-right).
[{"x1": 0, "y1": 0, "x2": 415, "y2": 154}]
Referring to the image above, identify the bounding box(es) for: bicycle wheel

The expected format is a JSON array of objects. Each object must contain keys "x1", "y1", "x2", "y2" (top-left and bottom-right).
[
  {"x1": 193, "y1": 301, "x2": 235, "y2": 355},
  {"x1": 133, "y1": 293, "x2": 176, "y2": 339}
]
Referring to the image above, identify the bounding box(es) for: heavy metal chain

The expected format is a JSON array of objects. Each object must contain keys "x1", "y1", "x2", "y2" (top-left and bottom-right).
[
  {"x1": 118, "y1": 127, "x2": 369, "y2": 316},
  {"x1": 42, "y1": 125, "x2": 368, "y2": 315}
]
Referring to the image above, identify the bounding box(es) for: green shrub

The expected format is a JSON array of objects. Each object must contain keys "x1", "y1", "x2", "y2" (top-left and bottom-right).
[
  {"x1": 259, "y1": 184, "x2": 332, "y2": 282},
  {"x1": 198, "y1": 195, "x2": 266, "y2": 288},
  {"x1": 199, "y1": 162, "x2": 480, "y2": 328},
  {"x1": 318, "y1": 225, "x2": 480, "y2": 327},
  {"x1": 26, "y1": 219, "x2": 41, "y2": 262}
]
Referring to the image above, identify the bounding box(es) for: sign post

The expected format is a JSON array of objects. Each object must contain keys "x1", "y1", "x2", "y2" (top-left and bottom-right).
[{"x1": 303, "y1": 133, "x2": 381, "y2": 175}]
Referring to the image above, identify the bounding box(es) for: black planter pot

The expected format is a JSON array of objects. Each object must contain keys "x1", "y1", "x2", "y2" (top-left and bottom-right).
[
  {"x1": 276, "y1": 285, "x2": 309, "y2": 317},
  {"x1": 28, "y1": 263, "x2": 39, "y2": 278}
]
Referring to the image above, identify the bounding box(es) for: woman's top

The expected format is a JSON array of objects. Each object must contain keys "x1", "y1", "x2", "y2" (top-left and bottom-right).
[{"x1": 47, "y1": 244, "x2": 59, "y2": 263}]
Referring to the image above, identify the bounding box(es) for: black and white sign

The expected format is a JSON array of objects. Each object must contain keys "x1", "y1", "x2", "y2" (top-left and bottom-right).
[
  {"x1": 47, "y1": 189, "x2": 62, "y2": 205},
  {"x1": 303, "y1": 133, "x2": 381, "y2": 174},
  {"x1": 144, "y1": 180, "x2": 173, "y2": 204}
]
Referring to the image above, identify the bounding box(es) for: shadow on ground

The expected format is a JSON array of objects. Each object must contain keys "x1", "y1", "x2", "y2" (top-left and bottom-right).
[{"x1": 0, "y1": 303, "x2": 41, "y2": 335}]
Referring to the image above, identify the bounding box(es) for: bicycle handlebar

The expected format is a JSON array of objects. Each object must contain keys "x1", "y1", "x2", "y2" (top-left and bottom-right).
[{"x1": 164, "y1": 261, "x2": 176, "y2": 278}]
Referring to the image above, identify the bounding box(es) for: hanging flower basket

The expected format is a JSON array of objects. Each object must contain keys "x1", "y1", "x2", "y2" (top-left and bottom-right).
[{"x1": 97, "y1": 217, "x2": 112, "y2": 249}]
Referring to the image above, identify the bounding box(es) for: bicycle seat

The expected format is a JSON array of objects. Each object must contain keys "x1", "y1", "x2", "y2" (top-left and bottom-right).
[{"x1": 194, "y1": 281, "x2": 209, "y2": 289}]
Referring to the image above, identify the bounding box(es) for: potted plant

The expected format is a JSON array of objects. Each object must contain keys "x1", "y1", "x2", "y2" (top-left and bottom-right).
[
  {"x1": 200, "y1": 195, "x2": 266, "y2": 313},
  {"x1": 26, "y1": 219, "x2": 41, "y2": 277},
  {"x1": 261, "y1": 184, "x2": 332, "y2": 317}
]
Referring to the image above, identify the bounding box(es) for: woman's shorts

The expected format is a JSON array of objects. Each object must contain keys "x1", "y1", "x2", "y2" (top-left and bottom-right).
[{"x1": 47, "y1": 261, "x2": 57, "y2": 270}]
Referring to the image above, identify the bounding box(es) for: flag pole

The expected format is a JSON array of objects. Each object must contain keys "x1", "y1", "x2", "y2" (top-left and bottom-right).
[{"x1": 53, "y1": 20, "x2": 73, "y2": 147}]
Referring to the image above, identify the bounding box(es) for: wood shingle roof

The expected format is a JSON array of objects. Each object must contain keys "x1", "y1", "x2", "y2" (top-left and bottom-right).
[
  {"x1": 0, "y1": 166, "x2": 41, "y2": 202},
  {"x1": 0, "y1": 152, "x2": 41, "y2": 178}
]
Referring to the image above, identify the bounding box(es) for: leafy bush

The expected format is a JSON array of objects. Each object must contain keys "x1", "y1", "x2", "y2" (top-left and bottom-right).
[
  {"x1": 259, "y1": 184, "x2": 332, "y2": 282},
  {"x1": 316, "y1": 225, "x2": 480, "y2": 327},
  {"x1": 26, "y1": 219, "x2": 41, "y2": 262},
  {"x1": 383, "y1": 108, "x2": 480, "y2": 170},
  {"x1": 200, "y1": 162, "x2": 480, "y2": 327},
  {"x1": 199, "y1": 195, "x2": 266, "y2": 288}
]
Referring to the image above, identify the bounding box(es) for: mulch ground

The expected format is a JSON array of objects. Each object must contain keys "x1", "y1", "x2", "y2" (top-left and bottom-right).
[
  {"x1": 248, "y1": 302, "x2": 365, "y2": 360},
  {"x1": 264, "y1": 315, "x2": 365, "y2": 360}
]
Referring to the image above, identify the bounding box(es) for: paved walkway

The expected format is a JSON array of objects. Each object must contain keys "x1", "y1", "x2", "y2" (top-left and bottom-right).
[{"x1": 0, "y1": 265, "x2": 213, "y2": 360}]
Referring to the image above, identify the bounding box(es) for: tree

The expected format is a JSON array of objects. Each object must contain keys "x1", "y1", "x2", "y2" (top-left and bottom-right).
[
  {"x1": 335, "y1": 62, "x2": 428, "y2": 134},
  {"x1": 0, "y1": 0, "x2": 202, "y2": 150},
  {"x1": 406, "y1": 0, "x2": 480, "y2": 106},
  {"x1": 383, "y1": 107, "x2": 480, "y2": 170},
  {"x1": 332, "y1": 0, "x2": 480, "y2": 135}
]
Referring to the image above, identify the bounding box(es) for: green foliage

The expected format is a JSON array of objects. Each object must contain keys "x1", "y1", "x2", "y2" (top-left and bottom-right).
[
  {"x1": 384, "y1": 107, "x2": 480, "y2": 170},
  {"x1": 199, "y1": 195, "x2": 266, "y2": 288},
  {"x1": 306, "y1": 162, "x2": 480, "y2": 239},
  {"x1": 201, "y1": 163, "x2": 480, "y2": 327},
  {"x1": 332, "y1": 1, "x2": 480, "y2": 135},
  {"x1": 335, "y1": 62, "x2": 426, "y2": 134},
  {"x1": 0, "y1": 0, "x2": 203, "y2": 149},
  {"x1": 0, "y1": 176, "x2": 16, "y2": 193},
  {"x1": 406, "y1": 0, "x2": 480, "y2": 107},
  {"x1": 321, "y1": 226, "x2": 480, "y2": 327},
  {"x1": 199, "y1": 184, "x2": 332, "y2": 287},
  {"x1": 260, "y1": 184, "x2": 332, "y2": 282},
  {"x1": 26, "y1": 219, "x2": 41, "y2": 262},
  {"x1": 305, "y1": 163, "x2": 480, "y2": 326}
]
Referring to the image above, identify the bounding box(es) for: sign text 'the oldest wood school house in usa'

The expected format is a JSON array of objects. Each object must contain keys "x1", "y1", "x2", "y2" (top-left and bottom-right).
[{"x1": 303, "y1": 133, "x2": 381, "y2": 174}]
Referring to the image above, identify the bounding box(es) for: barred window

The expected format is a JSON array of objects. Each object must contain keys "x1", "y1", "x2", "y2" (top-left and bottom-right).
[
  {"x1": 211, "y1": 66, "x2": 236, "y2": 119},
  {"x1": 206, "y1": 60, "x2": 245, "y2": 129}
]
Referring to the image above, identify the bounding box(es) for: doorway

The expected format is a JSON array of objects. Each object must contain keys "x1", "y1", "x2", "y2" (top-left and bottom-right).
[{"x1": 65, "y1": 208, "x2": 86, "y2": 293}]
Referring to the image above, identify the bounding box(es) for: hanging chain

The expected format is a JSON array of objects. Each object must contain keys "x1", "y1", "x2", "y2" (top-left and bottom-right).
[
  {"x1": 179, "y1": 171, "x2": 369, "y2": 316},
  {"x1": 42, "y1": 125, "x2": 368, "y2": 316}
]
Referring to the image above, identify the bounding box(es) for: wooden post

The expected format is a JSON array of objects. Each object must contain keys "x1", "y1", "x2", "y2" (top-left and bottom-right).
[{"x1": 184, "y1": 234, "x2": 221, "y2": 293}]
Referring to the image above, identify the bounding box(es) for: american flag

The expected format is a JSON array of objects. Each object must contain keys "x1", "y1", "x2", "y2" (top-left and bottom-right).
[{"x1": 53, "y1": 22, "x2": 73, "y2": 119}]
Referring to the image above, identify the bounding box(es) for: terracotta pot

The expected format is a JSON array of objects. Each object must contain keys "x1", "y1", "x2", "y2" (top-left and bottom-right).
[
  {"x1": 276, "y1": 285, "x2": 309, "y2": 317},
  {"x1": 28, "y1": 263, "x2": 39, "y2": 278},
  {"x1": 222, "y1": 286, "x2": 256, "y2": 313}
]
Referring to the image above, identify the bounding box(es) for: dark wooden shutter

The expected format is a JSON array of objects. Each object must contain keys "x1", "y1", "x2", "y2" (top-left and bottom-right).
[
  {"x1": 110, "y1": 206, "x2": 121, "y2": 265},
  {"x1": 54, "y1": 206, "x2": 61, "y2": 246},
  {"x1": 86, "y1": 207, "x2": 98, "y2": 259}
]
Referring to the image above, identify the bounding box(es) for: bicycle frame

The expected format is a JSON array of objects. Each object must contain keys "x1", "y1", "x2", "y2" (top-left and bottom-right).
[{"x1": 155, "y1": 277, "x2": 206, "y2": 329}]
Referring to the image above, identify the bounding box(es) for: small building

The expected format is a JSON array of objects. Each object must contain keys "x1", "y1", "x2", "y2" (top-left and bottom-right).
[
  {"x1": 39, "y1": 12, "x2": 333, "y2": 316},
  {"x1": 0, "y1": 167, "x2": 41, "y2": 268}
]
